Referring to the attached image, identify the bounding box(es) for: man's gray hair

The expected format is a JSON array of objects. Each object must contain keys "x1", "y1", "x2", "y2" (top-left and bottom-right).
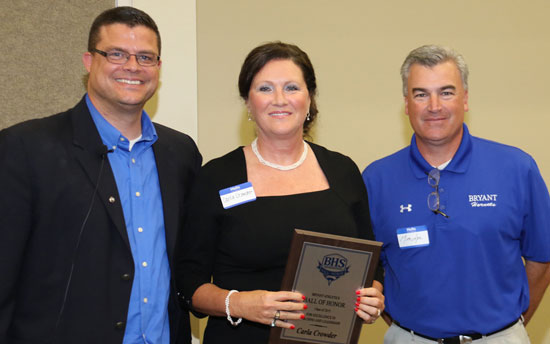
[{"x1": 400, "y1": 45, "x2": 469, "y2": 97}]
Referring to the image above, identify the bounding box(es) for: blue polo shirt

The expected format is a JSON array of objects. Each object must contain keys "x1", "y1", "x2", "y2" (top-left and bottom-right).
[
  {"x1": 86, "y1": 95, "x2": 170, "y2": 344},
  {"x1": 363, "y1": 124, "x2": 550, "y2": 338}
]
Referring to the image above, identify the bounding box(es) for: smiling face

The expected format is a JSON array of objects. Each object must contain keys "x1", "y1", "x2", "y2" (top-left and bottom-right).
[
  {"x1": 246, "y1": 59, "x2": 311, "y2": 141},
  {"x1": 405, "y1": 60, "x2": 469, "y2": 152},
  {"x1": 82, "y1": 23, "x2": 161, "y2": 116}
]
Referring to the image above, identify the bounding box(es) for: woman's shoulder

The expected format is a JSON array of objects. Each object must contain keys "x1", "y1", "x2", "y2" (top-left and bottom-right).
[
  {"x1": 203, "y1": 147, "x2": 245, "y2": 170},
  {"x1": 198, "y1": 147, "x2": 247, "y2": 187},
  {"x1": 308, "y1": 141, "x2": 357, "y2": 171},
  {"x1": 309, "y1": 142, "x2": 365, "y2": 199}
]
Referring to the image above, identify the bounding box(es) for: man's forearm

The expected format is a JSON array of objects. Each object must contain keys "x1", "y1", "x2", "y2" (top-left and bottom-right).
[{"x1": 523, "y1": 260, "x2": 550, "y2": 325}]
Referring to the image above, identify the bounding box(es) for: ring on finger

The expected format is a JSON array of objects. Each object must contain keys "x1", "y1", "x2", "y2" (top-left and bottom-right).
[
  {"x1": 377, "y1": 309, "x2": 381, "y2": 317},
  {"x1": 274, "y1": 310, "x2": 281, "y2": 321},
  {"x1": 271, "y1": 310, "x2": 281, "y2": 327}
]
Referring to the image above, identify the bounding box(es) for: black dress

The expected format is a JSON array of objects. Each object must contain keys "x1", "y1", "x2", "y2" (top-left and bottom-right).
[{"x1": 175, "y1": 143, "x2": 378, "y2": 343}]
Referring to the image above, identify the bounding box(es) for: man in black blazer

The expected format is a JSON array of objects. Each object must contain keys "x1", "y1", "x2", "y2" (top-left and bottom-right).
[{"x1": 0, "y1": 7, "x2": 201, "y2": 344}]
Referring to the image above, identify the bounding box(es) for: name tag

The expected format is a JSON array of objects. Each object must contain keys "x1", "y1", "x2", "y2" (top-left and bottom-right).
[
  {"x1": 396, "y1": 225, "x2": 430, "y2": 249},
  {"x1": 219, "y1": 182, "x2": 257, "y2": 209}
]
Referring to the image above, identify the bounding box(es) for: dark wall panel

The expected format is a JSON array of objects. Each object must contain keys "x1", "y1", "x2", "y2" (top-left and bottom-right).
[{"x1": 1, "y1": 0, "x2": 113, "y2": 129}]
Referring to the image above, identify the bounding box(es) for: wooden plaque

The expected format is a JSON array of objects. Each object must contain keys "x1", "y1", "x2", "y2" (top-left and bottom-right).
[{"x1": 269, "y1": 229, "x2": 382, "y2": 344}]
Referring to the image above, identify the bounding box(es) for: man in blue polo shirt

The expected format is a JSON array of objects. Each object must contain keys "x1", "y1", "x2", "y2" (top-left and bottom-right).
[{"x1": 363, "y1": 45, "x2": 550, "y2": 343}]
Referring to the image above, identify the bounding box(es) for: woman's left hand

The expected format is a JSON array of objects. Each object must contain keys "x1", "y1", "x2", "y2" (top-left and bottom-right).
[{"x1": 354, "y1": 282, "x2": 384, "y2": 324}]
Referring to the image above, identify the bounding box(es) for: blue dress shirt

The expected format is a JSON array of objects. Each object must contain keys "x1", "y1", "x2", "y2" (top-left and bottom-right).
[{"x1": 86, "y1": 95, "x2": 170, "y2": 344}]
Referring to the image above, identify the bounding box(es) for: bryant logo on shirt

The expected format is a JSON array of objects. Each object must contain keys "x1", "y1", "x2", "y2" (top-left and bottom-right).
[{"x1": 468, "y1": 194, "x2": 498, "y2": 207}]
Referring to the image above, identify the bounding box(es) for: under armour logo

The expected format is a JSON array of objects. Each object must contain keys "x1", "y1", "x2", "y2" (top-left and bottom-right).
[{"x1": 400, "y1": 204, "x2": 412, "y2": 213}]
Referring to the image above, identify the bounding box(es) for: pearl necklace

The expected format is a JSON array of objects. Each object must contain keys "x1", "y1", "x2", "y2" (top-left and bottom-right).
[{"x1": 251, "y1": 138, "x2": 308, "y2": 171}]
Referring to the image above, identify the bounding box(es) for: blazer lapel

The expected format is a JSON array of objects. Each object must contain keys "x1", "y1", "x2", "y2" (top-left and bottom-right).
[
  {"x1": 152, "y1": 136, "x2": 179, "y2": 261},
  {"x1": 69, "y1": 97, "x2": 130, "y2": 250}
]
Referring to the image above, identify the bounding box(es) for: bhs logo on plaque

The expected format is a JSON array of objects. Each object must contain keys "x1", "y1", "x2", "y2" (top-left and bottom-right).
[{"x1": 317, "y1": 253, "x2": 350, "y2": 285}]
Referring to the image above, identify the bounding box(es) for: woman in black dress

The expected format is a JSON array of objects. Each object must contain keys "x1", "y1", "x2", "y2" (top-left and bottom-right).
[{"x1": 175, "y1": 42, "x2": 384, "y2": 343}]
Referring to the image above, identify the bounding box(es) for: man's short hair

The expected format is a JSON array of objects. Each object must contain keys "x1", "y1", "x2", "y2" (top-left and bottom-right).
[
  {"x1": 400, "y1": 45, "x2": 469, "y2": 97},
  {"x1": 88, "y1": 6, "x2": 161, "y2": 55}
]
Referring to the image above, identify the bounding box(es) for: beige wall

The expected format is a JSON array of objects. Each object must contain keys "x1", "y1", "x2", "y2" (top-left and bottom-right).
[
  {"x1": 195, "y1": 0, "x2": 550, "y2": 343},
  {"x1": 128, "y1": 0, "x2": 198, "y2": 140}
]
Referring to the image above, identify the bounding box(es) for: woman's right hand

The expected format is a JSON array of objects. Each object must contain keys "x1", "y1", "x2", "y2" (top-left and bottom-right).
[{"x1": 230, "y1": 290, "x2": 307, "y2": 329}]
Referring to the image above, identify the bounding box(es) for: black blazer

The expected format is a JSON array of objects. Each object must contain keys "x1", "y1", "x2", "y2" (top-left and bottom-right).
[{"x1": 0, "y1": 97, "x2": 202, "y2": 344}]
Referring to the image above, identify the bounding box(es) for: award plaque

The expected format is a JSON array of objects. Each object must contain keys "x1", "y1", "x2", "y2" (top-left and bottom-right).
[{"x1": 269, "y1": 229, "x2": 381, "y2": 344}]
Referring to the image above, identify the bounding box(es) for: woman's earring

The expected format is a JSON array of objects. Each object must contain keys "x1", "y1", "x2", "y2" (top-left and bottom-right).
[
  {"x1": 306, "y1": 112, "x2": 311, "y2": 121},
  {"x1": 248, "y1": 112, "x2": 252, "y2": 121}
]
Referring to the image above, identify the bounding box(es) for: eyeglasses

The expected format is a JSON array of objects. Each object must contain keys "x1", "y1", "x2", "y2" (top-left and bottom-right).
[
  {"x1": 427, "y1": 168, "x2": 449, "y2": 218},
  {"x1": 90, "y1": 48, "x2": 160, "y2": 67}
]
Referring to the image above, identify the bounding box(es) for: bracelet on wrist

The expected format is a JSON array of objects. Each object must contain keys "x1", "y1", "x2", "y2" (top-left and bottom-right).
[{"x1": 225, "y1": 289, "x2": 242, "y2": 326}]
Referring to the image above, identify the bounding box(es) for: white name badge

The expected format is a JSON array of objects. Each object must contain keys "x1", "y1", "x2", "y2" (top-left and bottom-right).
[
  {"x1": 219, "y1": 182, "x2": 257, "y2": 209},
  {"x1": 396, "y1": 225, "x2": 430, "y2": 249}
]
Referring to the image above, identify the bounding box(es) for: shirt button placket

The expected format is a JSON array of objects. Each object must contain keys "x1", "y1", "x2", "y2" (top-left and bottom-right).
[{"x1": 439, "y1": 185, "x2": 446, "y2": 210}]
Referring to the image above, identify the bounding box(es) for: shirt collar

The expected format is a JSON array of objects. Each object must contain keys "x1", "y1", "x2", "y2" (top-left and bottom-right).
[
  {"x1": 85, "y1": 94, "x2": 158, "y2": 152},
  {"x1": 409, "y1": 123, "x2": 473, "y2": 178}
]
